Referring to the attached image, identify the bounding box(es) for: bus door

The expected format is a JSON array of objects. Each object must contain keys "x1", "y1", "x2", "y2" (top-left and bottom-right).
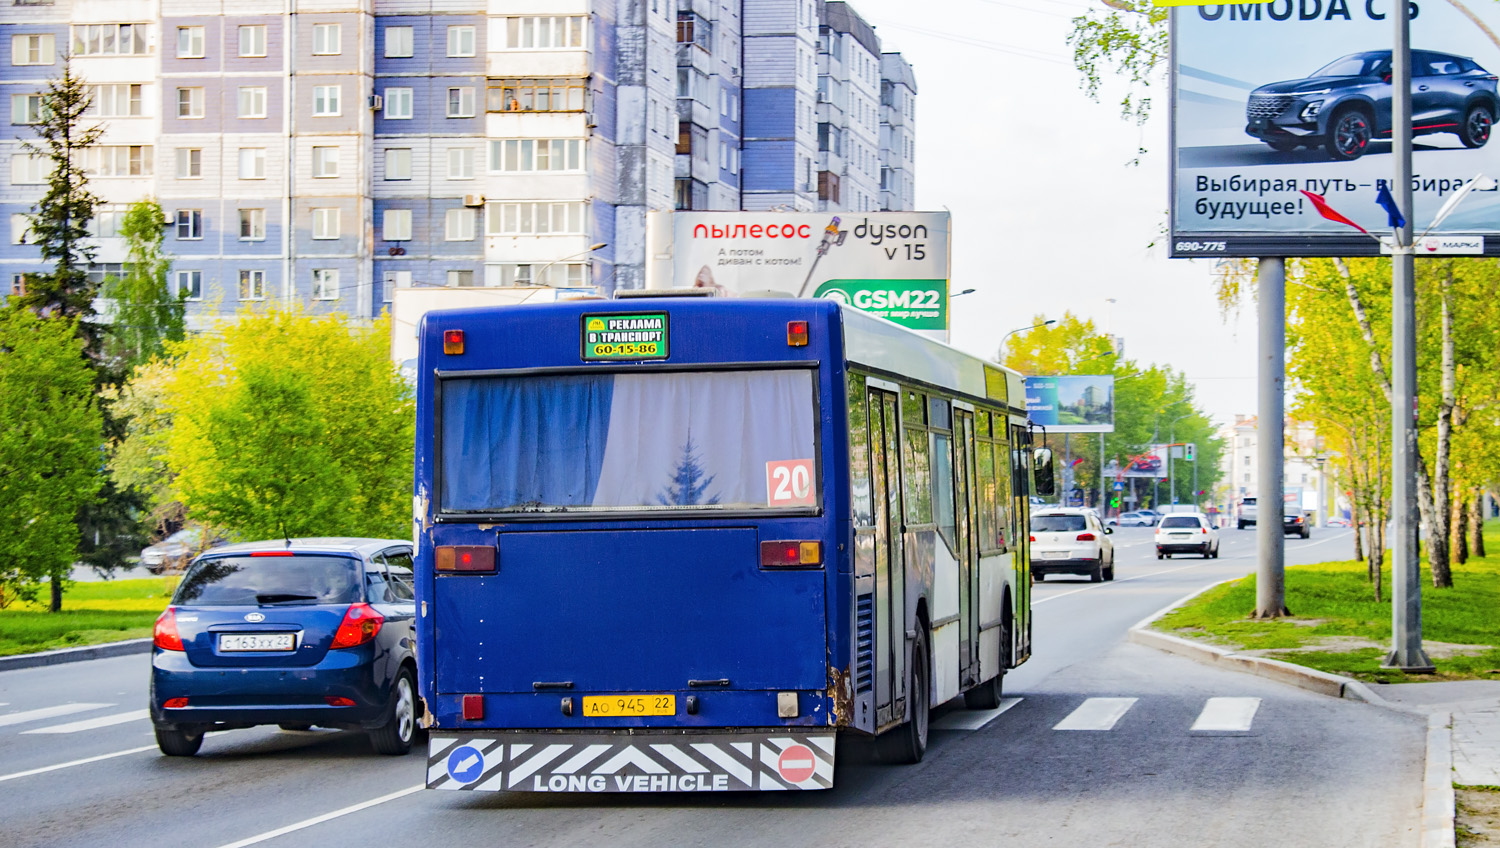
[
  {"x1": 1010, "y1": 422, "x2": 1033, "y2": 660},
  {"x1": 954, "y1": 408, "x2": 979, "y2": 685},
  {"x1": 868, "y1": 384, "x2": 905, "y2": 727}
]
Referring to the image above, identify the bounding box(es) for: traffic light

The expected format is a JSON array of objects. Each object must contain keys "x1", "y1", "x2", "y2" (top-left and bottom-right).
[
  {"x1": 1110, "y1": 496, "x2": 1121, "y2": 508},
  {"x1": 1184, "y1": 443, "x2": 1196, "y2": 462}
]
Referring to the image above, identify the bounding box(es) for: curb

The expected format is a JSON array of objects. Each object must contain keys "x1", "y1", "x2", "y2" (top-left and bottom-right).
[
  {"x1": 0, "y1": 638, "x2": 152, "y2": 673},
  {"x1": 1129, "y1": 579, "x2": 1455, "y2": 848}
]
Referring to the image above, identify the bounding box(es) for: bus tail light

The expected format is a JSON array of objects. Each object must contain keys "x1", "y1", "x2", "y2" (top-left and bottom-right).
[
  {"x1": 761, "y1": 540, "x2": 822, "y2": 567},
  {"x1": 330, "y1": 603, "x2": 384, "y2": 649},
  {"x1": 154, "y1": 607, "x2": 184, "y2": 651},
  {"x1": 1076, "y1": 533, "x2": 1096, "y2": 541},
  {"x1": 443, "y1": 329, "x2": 465, "y2": 355},
  {"x1": 787, "y1": 321, "x2": 809, "y2": 346},
  {"x1": 435, "y1": 545, "x2": 497, "y2": 573}
]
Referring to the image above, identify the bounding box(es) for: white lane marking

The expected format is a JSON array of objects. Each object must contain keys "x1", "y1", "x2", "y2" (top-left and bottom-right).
[
  {"x1": 1192, "y1": 697, "x2": 1261, "y2": 732},
  {"x1": 0, "y1": 703, "x2": 114, "y2": 728},
  {"x1": 0, "y1": 745, "x2": 156, "y2": 784},
  {"x1": 931, "y1": 697, "x2": 1023, "y2": 731},
  {"x1": 213, "y1": 784, "x2": 424, "y2": 848},
  {"x1": 1054, "y1": 697, "x2": 1138, "y2": 731},
  {"x1": 1034, "y1": 562, "x2": 1207, "y2": 605},
  {"x1": 23, "y1": 709, "x2": 150, "y2": 735}
]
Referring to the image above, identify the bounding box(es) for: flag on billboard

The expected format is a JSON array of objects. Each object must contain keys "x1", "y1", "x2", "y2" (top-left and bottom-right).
[
  {"x1": 1299, "y1": 191, "x2": 1368, "y2": 235},
  {"x1": 1375, "y1": 180, "x2": 1407, "y2": 230}
]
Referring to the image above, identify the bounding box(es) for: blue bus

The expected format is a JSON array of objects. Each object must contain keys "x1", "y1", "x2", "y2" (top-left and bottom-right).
[{"x1": 413, "y1": 295, "x2": 1054, "y2": 793}]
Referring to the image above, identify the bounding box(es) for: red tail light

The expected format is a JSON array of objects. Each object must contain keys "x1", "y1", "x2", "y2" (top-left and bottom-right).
[
  {"x1": 154, "y1": 607, "x2": 184, "y2": 651},
  {"x1": 443, "y1": 329, "x2": 465, "y2": 355},
  {"x1": 435, "y1": 545, "x2": 496, "y2": 573},
  {"x1": 787, "y1": 321, "x2": 809, "y2": 346},
  {"x1": 1202, "y1": 527, "x2": 1208, "y2": 534},
  {"x1": 325, "y1": 696, "x2": 356, "y2": 707},
  {"x1": 330, "y1": 603, "x2": 384, "y2": 649},
  {"x1": 463, "y1": 694, "x2": 485, "y2": 720},
  {"x1": 163, "y1": 697, "x2": 189, "y2": 709},
  {"x1": 250, "y1": 551, "x2": 294, "y2": 557},
  {"x1": 1076, "y1": 533, "x2": 1096, "y2": 541},
  {"x1": 760, "y1": 540, "x2": 822, "y2": 567},
  {"x1": 1029, "y1": 535, "x2": 1036, "y2": 543}
]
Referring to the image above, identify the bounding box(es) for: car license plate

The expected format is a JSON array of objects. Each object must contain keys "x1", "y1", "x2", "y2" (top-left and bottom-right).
[
  {"x1": 219, "y1": 633, "x2": 296, "y2": 652},
  {"x1": 582, "y1": 695, "x2": 676, "y2": 717},
  {"x1": 1040, "y1": 550, "x2": 1067, "y2": 559}
]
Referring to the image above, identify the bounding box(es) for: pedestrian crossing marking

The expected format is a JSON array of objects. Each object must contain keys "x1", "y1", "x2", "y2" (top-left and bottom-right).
[
  {"x1": 1054, "y1": 697, "x2": 1138, "y2": 731},
  {"x1": 0, "y1": 703, "x2": 113, "y2": 728},
  {"x1": 23, "y1": 709, "x2": 150, "y2": 735},
  {"x1": 1191, "y1": 697, "x2": 1261, "y2": 732},
  {"x1": 931, "y1": 698, "x2": 1023, "y2": 731}
]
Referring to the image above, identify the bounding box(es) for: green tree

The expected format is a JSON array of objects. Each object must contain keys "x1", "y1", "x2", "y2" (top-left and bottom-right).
[
  {"x1": 0, "y1": 308, "x2": 104, "y2": 609},
  {"x1": 159, "y1": 308, "x2": 414, "y2": 541},
  {"x1": 103, "y1": 199, "x2": 183, "y2": 372},
  {"x1": 1067, "y1": 0, "x2": 1167, "y2": 127}
]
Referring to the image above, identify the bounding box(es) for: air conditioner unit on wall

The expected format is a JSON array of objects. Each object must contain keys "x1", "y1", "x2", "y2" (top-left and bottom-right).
[
  {"x1": 368, "y1": 94, "x2": 382, "y2": 110},
  {"x1": 463, "y1": 194, "x2": 484, "y2": 207}
]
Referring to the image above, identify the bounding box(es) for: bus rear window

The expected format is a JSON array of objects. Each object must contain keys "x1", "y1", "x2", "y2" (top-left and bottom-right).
[{"x1": 440, "y1": 369, "x2": 818, "y2": 514}]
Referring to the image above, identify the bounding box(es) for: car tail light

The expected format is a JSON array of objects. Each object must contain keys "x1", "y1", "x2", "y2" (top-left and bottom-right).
[
  {"x1": 760, "y1": 540, "x2": 822, "y2": 567},
  {"x1": 330, "y1": 603, "x2": 384, "y2": 649},
  {"x1": 1202, "y1": 527, "x2": 1208, "y2": 534},
  {"x1": 443, "y1": 329, "x2": 465, "y2": 355},
  {"x1": 154, "y1": 607, "x2": 184, "y2": 651},
  {"x1": 462, "y1": 694, "x2": 484, "y2": 720},
  {"x1": 325, "y1": 696, "x2": 356, "y2": 707},
  {"x1": 1076, "y1": 533, "x2": 1095, "y2": 541},
  {"x1": 435, "y1": 545, "x2": 496, "y2": 573},
  {"x1": 1029, "y1": 535, "x2": 1036, "y2": 543},
  {"x1": 787, "y1": 321, "x2": 809, "y2": 346},
  {"x1": 163, "y1": 697, "x2": 189, "y2": 709}
]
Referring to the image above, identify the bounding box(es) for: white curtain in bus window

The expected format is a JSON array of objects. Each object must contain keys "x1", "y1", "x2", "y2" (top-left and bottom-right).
[{"x1": 440, "y1": 370, "x2": 816, "y2": 511}]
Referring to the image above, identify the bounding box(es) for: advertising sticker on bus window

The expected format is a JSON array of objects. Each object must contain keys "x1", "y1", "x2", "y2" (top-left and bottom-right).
[{"x1": 766, "y1": 459, "x2": 816, "y2": 507}]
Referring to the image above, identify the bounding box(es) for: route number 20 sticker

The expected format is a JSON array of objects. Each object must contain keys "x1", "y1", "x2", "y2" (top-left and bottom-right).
[{"x1": 766, "y1": 459, "x2": 816, "y2": 507}]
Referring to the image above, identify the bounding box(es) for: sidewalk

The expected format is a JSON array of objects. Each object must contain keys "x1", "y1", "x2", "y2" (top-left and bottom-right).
[{"x1": 1371, "y1": 681, "x2": 1500, "y2": 787}]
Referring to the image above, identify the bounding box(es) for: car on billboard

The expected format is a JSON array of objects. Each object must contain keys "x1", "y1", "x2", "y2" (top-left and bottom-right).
[{"x1": 1245, "y1": 49, "x2": 1498, "y2": 161}]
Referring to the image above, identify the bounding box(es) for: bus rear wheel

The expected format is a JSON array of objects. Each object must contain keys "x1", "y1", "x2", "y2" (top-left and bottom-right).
[{"x1": 876, "y1": 627, "x2": 929, "y2": 764}]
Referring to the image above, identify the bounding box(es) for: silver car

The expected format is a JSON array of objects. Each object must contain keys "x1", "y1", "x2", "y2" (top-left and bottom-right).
[{"x1": 140, "y1": 528, "x2": 211, "y2": 574}]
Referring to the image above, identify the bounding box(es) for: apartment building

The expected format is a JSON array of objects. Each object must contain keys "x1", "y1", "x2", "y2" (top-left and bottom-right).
[{"x1": 0, "y1": 0, "x2": 916, "y2": 316}]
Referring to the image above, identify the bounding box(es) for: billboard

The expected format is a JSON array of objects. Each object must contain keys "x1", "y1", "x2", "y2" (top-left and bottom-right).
[
  {"x1": 667, "y1": 213, "x2": 951, "y2": 332},
  {"x1": 1024, "y1": 376, "x2": 1116, "y2": 433},
  {"x1": 1103, "y1": 446, "x2": 1170, "y2": 479},
  {"x1": 1170, "y1": 1, "x2": 1500, "y2": 257}
]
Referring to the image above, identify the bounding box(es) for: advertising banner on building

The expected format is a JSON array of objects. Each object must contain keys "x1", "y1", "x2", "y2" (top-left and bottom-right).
[
  {"x1": 1170, "y1": 0, "x2": 1500, "y2": 257},
  {"x1": 669, "y1": 213, "x2": 951, "y2": 331},
  {"x1": 1024, "y1": 376, "x2": 1116, "y2": 433}
]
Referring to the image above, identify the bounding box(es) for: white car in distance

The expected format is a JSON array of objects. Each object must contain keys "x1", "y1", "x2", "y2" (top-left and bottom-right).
[
  {"x1": 1155, "y1": 512, "x2": 1220, "y2": 559},
  {"x1": 1030, "y1": 508, "x2": 1115, "y2": 583}
]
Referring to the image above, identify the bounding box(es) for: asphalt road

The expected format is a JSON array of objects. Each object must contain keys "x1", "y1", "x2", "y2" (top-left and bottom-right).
[{"x1": 0, "y1": 525, "x2": 1425, "y2": 848}]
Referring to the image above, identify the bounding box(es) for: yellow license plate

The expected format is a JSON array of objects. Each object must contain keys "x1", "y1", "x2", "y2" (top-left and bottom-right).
[{"x1": 582, "y1": 695, "x2": 676, "y2": 717}]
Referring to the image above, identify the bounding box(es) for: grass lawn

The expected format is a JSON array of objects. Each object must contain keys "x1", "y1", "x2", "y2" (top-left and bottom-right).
[
  {"x1": 0, "y1": 577, "x2": 179, "y2": 657},
  {"x1": 1155, "y1": 520, "x2": 1500, "y2": 683}
]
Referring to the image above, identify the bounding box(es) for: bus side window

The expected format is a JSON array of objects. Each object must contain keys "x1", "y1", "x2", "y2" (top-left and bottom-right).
[
  {"x1": 994, "y1": 438, "x2": 1013, "y2": 547},
  {"x1": 976, "y1": 430, "x2": 998, "y2": 550},
  {"x1": 848, "y1": 374, "x2": 872, "y2": 526},
  {"x1": 931, "y1": 429, "x2": 956, "y2": 550},
  {"x1": 901, "y1": 391, "x2": 931, "y2": 525}
]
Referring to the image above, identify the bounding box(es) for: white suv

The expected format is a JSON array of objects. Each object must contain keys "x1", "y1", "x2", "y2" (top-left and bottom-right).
[
  {"x1": 1155, "y1": 512, "x2": 1220, "y2": 559},
  {"x1": 1030, "y1": 508, "x2": 1115, "y2": 583}
]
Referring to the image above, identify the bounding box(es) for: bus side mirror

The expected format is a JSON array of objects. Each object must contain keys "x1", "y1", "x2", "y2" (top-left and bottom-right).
[{"x1": 1033, "y1": 447, "x2": 1055, "y2": 497}]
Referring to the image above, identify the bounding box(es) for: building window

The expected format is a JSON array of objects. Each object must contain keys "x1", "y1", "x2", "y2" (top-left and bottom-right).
[
  {"x1": 486, "y1": 79, "x2": 586, "y2": 112},
  {"x1": 89, "y1": 208, "x2": 126, "y2": 239},
  {"x1": 312, "y1": 23, "x2": 341, "y2": 55},
  {"x1": 488, "y1": 138, "x2": 583, "y2": 172},
  {"x1": 447, "y1": 147, "x2": 474, "y2": 180},
  {"x1": 495, "y1": 16, "x2": 586, "y2": 49},
  {"x1": 385, "y1": 26, "x2": 414, "y2": 58},
  {"x1": 673, "y1": 179, "x2": 692, "y2": 211},
  {"x1": 175, "y1": 148, "x2": 202, "y2": 179},
  {"x1": 239, "y1": 269, "x2": 265, "y2": 301},
  {"x1": 177, "y1": 26, "x2": 205, "y2": 58},
  {"x1": 383, "y1": 209, "x2": 411, "y2": 241},
  {"x1": 312, "y1": 208, "x2": 339, "y2": 239},
  {"x1": 71, "y1": 24, "x2": 150, "y2": 57},
  {"x1": 12, "y1": 34, "x2": 55, "y2": 66},
  {"x1": 175, "y1": 209, "x2": 202, "y2": 240},
  {"x1": 446, "y1": 87, "x2": 476, "y2": 117},
  {"x1": 447, "y1": 269, "x2": 475, "y2": 287},
  {"x1": 384, "y1": 87, "x2": 412, "y2": 119},
  {"x1": 487, "y1": 262, "x2": 583, "y2": 287},
  {"x1": 312, "y1": 269, "x2": 339, "y2": 300},
  {"x1": 445, "y1": 208, "x2": 475, "y2": 241},
  {"x1": 239, "y1": 208, "x2": 265, "y2": 241},
  {"x1": 239, "y1": 147, "x2": 265, "y2": 179},
  {"x1": 175, "y1": 270, "x2": 202, "y2": 301},
  {"x1": 383, "y1": 270, "x2": 410, "y2": 302},
  {"x1": 312, "y1": 146, "x2": 339, "y2": 178},
  {"x1": 176, "y1": 87, "x2": 204, "y2": 119},
  {"x1": 239, "y1": 25, "x2": 266, "y2": 57},
  {"x1": 11, "y1": 94, "x2": 43, "y2": 124},
  {"x1": 237, "y1": 86, "x2": 267, "y2": 119},
  {"x1": 11, "y1": 213, "x2": 31, "y2": 245},
  {"x1": 87, "y1": 84, "x2": 144, "y2": 118},
  {"x1": 384, "y1": 147, "x2": 412, "y2": 180},
  {"x1": 484, "y1": 201, "x2": 585, "y2": 235},
  {"x1": 10, "y1": 153, "x2": 45, "y2": 184},
  {"x1": 313, "y1": 85, "x2": 340, "y2": 116},
  {"x1": 447, "y1": 25, "x2": 476, "y2": 57},
  {"x1": 1243, "y1": 473, "x2": 1250, "y2": 484},
  {"x1": 82, "y1": 146, "x2": 152, "y2": 177}
]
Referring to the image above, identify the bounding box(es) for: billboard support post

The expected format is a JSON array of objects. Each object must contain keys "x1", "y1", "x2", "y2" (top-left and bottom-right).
[
  {"x1": 1253, "y1": 257, "x2": 1289, "y2": 619},
  {"x1": 1385, "y1": 2, "x2": 1435, "y2": 672}
]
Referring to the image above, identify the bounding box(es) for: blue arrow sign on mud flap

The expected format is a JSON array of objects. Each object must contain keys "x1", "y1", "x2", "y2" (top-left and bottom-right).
[{"x1": 447, "y1": 745, "x2": 486, "y2": 784}]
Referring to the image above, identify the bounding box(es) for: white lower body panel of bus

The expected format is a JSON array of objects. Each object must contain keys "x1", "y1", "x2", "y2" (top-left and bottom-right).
[{"x1": 427, "y1": 731, "x2": 835, "y2": 792}]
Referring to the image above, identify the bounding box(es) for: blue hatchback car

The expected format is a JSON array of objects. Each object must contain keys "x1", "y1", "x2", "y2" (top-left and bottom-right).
[{"x1": 150, "y1": 538, "x2": 419, "y2": 757}]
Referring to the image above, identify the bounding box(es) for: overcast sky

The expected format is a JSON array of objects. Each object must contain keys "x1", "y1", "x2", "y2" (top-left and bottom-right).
[{"x1": 850, "y1": 0, "x2": 1260, "y2": 433}]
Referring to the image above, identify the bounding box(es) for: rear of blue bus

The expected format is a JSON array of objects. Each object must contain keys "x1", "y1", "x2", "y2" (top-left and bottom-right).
[{"x1": 413, "y1": 298, "x2": 852, "y2": 793}]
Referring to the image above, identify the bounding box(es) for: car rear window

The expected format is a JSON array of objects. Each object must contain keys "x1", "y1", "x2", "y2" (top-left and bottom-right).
[
  {"x1": 1160, "y1": 516, "x2": 1202, "y2": 528},
  {"x1": 1031, "y1": 515, "x2": 1086, "y2": 532},
  {"x1": 175, "y1": 556, "x2": 362, "y2": 606}
]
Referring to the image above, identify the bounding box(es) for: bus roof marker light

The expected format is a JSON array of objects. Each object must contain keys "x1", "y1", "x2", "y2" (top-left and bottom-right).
[
  {"x1": 443, "y1": 329, "x2": 465, "y2": 355},
  {"x1": 787, "y1": 321, "x2": 808, "y2": 346}
]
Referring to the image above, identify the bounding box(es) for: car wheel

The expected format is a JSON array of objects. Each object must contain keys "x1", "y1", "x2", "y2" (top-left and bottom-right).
[
  {"x1": 876, "y1": 627, "x2": 930, "y2": 764},
  {"x1": 1267, "y1": 139, "x2": 1299, "y2": 152},
  {"x1": 1105, "y1": 557, "x2": 1115, "y2": 581},
  {"x1": 156, "y1": 725, "x2": 204, "y2": 757},
  {"x1": 1327, "y1": 107, "x2": 1372, "y2": 161},
  {"x1": 1212, "y1": 543, "x2": 1220, "y2": 559},
  {"x1": 1302, "y1": 528, "x2": 1311, "y2": 539},
  {"x1": 1090, "y1": 557, "x2": 1103, "y2": 583},
  {"x1": 1461, "y1": 104, "x2": 1493, "y2": 149},
  {"x1": 369, "y1": 667, "x2": 417, "y2": 756},
  {"x1": 1157, "y1": 551, "x2": 1164, "y2": 560},
  {"x1": 963, "y1": 619, "x2": 1009, "y2": 710},
  {"x1": 278, "y1": 723, "x2": 313, "y2": 732}
]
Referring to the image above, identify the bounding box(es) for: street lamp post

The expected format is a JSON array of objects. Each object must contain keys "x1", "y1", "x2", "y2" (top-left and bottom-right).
[{"x1": 997, "y1": 319, "x2": 1056, "y2": 362}]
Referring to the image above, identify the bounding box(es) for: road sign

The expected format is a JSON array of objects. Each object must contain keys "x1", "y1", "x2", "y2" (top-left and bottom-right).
[{"x1": 1113, "y1": 481, "x2": 1125, "y2": 491}]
